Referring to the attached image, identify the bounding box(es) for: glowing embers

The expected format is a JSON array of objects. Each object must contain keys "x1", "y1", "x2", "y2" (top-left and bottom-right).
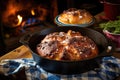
[
  {"x1": 16, "y1": 15, "x2": 23, "y2": 26},
  {"x1": 21, "y1": 18, "x2": 41, "y2": 28},
  {"x1": 16, "y1": 8, "x2": 47, "y2": 28},
  {"x1": 31, "y1": 9, "x2": 35, "y2": 16}
]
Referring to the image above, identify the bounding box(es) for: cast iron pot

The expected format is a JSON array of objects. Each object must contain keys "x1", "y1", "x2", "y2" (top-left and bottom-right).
[{"x1": 20, "y1": 26, "x2": 115, "y2": 74}]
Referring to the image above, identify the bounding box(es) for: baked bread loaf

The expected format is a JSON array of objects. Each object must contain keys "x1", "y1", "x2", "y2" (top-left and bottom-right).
[
  {"x1": 58, "y1": 8, "x2": 93, "y2": 24},
  {"x1": 36, "y1": 30, "x2": 98, "y2": 61}
]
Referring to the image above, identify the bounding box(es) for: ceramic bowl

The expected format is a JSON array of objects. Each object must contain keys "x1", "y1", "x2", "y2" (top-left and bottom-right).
[{"x1": 103, "y1": 30, "x2": 120, "y2": 49}]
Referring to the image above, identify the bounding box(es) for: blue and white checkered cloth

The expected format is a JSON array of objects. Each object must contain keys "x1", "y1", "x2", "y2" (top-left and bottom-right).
[{"x1": 0, "y1": 56, "x2": 120, "y2": 80}]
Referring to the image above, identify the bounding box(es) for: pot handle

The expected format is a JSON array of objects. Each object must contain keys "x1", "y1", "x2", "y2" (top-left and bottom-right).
[
  {"x1": 19, "y1": 33, "x2": 32, "y2": 45},
  {"x1": 98, "y1": 40, "x2": 116, "y2": 57}
]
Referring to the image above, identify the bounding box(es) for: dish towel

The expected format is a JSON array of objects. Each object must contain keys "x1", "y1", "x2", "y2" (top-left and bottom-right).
[{"x1": 0, "y1": 56, "x2": 120, "y2": 80}]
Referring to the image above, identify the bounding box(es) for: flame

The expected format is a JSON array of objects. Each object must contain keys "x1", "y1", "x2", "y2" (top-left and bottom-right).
[
  {"x1": 31, "y1": 9, "x2": 35, "y2": 16},
  {"x1": 17, "y1": 15, "x2": 22, "y2": 26}
]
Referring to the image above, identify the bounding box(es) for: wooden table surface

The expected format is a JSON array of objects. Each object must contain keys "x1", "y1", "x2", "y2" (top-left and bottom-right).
[{"x1": 0, "y1": 45, "x2": 32, "y2": 61}]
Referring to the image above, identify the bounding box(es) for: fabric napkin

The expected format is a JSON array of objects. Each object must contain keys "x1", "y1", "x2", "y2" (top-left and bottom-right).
[{"x1": 0, "y1": 56, "x2": 120, "y2": 80}]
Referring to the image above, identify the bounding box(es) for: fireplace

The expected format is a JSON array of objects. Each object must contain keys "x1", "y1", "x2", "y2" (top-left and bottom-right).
[
  {"x1": 0, "y1": 0, "x2": 59, "y2": 54},
  {"x1": 0, "y1": 0, "x2": 103, "y2": 55}
]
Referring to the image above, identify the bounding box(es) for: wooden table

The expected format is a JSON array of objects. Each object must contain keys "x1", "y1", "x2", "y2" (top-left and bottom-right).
[{"x1": 0, "y1": 12, "x2": 120, "y2": 80}]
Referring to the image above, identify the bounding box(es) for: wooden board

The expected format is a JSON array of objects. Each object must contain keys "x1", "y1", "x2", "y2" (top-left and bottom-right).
[{"x1": 0, "y1": 45, "x2": 32, "y2": 61}]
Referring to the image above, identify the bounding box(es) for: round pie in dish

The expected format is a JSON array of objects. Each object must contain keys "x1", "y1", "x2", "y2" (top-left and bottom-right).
[{"x1": 58, "y1": 8, "x2": 94, "y2": 24}]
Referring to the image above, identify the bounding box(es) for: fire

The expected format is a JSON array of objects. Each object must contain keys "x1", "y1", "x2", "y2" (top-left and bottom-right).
[
  {"x1": 17, "y1": 15, "x2": 22, "y2": 26},
  {"x1": 31, "y1": 9, "x2": 35, "y2": 16}
]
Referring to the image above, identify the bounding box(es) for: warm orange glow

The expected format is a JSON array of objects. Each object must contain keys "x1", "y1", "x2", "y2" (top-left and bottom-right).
[
  {"x1": 17, "y1": 15, "x2": 22, "y2": 26},
  {"x1": 31, "y1": 9, "x2": 35, "y2": 16}
]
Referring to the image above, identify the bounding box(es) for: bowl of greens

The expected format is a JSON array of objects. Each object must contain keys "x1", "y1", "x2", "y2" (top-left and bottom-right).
[{"x1": 99, "y1": 18, "x2": 120, "y2": 48}]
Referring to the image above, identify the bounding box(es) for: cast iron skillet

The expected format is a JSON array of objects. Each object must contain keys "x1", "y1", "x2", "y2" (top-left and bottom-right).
[{"x1": 20, "y1": 26, "x2": 115, "y2": 74}]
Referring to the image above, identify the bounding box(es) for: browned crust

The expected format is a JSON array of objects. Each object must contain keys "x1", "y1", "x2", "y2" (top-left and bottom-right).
[
  {"x1": 37, "y1": 30, "x2": 98, "y2": 61},
  {"x1": 58, "y1": 8, "x2": 93, "y2": 24}
]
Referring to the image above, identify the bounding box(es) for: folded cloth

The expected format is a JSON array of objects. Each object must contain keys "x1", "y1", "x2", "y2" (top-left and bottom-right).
[{"x1": 0, "y1": 56, "x2": 120, "y2": 80}]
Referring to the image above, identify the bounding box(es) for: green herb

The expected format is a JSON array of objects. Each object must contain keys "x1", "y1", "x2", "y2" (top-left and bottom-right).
[{"x1": 99, "y1": 18, "x2": 120, "y2": 34}]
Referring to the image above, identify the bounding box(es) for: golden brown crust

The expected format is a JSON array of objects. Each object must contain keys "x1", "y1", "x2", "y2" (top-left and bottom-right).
[
  {"x1": 58, "y1": 8, "x2": 93, "y2": 24},
  {"x1": 36, "y1": 30, "x2": 98, "y2": 61}
]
